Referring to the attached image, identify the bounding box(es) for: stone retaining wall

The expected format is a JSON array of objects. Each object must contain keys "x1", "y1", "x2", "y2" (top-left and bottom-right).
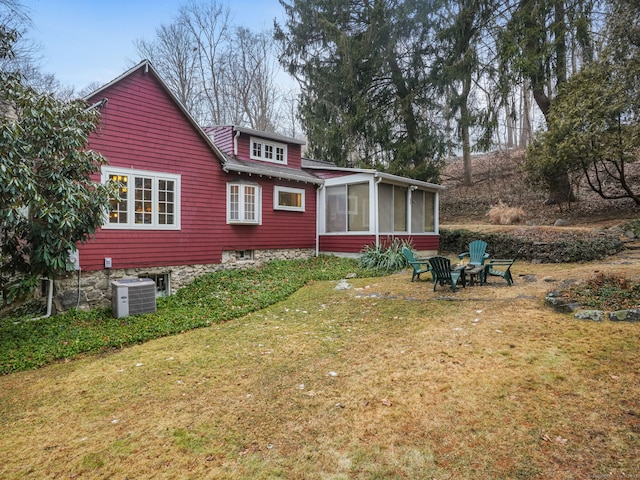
[{"x1": 52, "y1": 248, "x2": 315, "y2": 313}]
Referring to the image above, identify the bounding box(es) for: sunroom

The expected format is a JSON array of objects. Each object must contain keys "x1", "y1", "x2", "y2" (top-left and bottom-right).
[{"x1": 316, "y1": 171, "x2": 444, "y2": 256}]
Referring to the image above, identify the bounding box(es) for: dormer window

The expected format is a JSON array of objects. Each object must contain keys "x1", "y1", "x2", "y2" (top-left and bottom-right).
[{"x1": 250, "y1": 136, "x2": 287, "y2": 165}]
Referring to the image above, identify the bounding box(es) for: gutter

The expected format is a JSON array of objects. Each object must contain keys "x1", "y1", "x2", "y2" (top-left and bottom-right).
[
  {"x1": 233, "y1": 128, "x2": 240, "y2": 156},
  {"x1": 316, "y1": 184, "x2": 324, "y2": 257}
]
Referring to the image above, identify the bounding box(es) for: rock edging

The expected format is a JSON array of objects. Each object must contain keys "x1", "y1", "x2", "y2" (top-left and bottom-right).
[{"x1": 545, "y1": 291, "x2": 640, "y2": 322}]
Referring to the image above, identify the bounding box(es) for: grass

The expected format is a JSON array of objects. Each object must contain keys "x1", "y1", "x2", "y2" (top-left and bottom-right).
[
  {"x1": 1, "y1": 256, "x2": 639, "y2": 479},
  {"x1": 0, "y1": 256, "x2": 379, "y2": 374}
]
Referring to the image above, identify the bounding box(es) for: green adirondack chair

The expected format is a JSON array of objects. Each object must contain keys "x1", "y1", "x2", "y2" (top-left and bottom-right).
[
  {"x1": 458, "y1": 239, "x2": 490, "y2": 266},
  {"x1": 402, "y1": 246, "x2": 431, "y2": 282},
  {"x1": 428, "y1": 256, "x2": 463, "y2": 292},
  {"x1": 486, "y1": 248, "x2": 523, "y2": 286}
]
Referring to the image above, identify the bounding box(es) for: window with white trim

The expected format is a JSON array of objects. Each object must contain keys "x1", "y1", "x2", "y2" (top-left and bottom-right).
[
  {"x1": 250, "y1": 136, "x2": 287, "y2": 165},
  {"x1": 411, "y1": 190, "x2": 436, "y2": 233},
  {"x1": 325, "y1": 183, "x2": 370, "y2": 233},
  {"x1": 103, "y1": 167, "x2": 180, "y2": 230},
  {"x1": 378, "y1": 183, "x2": 408, "y2": 233},
  {"x1": 139, "y1": 273, "x2": 171, "y2": 297},
  {"x1": 274, "y1": 186, "x2": 305, "y2": 211},
  {"x1": 227, "y1": 182, "x2": 262, "y2": 224}
]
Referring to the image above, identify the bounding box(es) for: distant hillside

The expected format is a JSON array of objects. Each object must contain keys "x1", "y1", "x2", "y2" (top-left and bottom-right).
[{"x1": 439, "y1": 149, "x2": 639, "y2": 228}]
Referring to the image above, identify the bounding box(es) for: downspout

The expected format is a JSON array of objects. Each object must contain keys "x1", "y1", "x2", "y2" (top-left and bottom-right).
[
  {"x1": 374, "y1": 176, "x2": 383, "y2": 248},
  {"x1": 233, "y1": 128, "x2": 240, "y2": 156},
  {"x1": 316, "y1": 184, "x2": 324, "y2": 256},
  {"x1": 33, "y1": 277, "x2": 54, "y2": 320}
]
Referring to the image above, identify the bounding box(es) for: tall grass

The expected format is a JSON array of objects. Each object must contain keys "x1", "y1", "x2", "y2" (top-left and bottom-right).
[{"x1": 486, "y1": 200, "x2": 526, "y2": 225}]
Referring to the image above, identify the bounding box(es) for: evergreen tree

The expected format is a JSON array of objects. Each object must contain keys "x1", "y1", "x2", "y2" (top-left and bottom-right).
[
  {"x1": 430, "y1": 0, "x2": 496, "y2": 185},
  {"x1": 275, "y1": 0, "x2": 449, "y2": 182}
]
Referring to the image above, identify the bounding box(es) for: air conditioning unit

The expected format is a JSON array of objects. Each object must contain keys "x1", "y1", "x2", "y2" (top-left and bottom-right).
[{"x1": 111, "y1": 278, "x2": 157, "y2": 318}]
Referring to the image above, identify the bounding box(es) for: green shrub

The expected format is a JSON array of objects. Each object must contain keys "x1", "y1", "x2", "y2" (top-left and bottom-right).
[
  {"x1": 622, "y1": 219, "x2": 640, "y2": 237},
  {"x1": 439, "y1": 229, "x2": 624, "y2": 263},
  {"x1": 359, "y1": 238, "x2": 413, "y2": 273},
  {"x1": 569, "y1": 273, "x2": 640, "y2": 310}
]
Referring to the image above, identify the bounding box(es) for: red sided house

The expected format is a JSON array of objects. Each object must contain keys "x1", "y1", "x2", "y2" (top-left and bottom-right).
[{"x1": 57, "y1": 61, "x2": 443, "y2": 311}]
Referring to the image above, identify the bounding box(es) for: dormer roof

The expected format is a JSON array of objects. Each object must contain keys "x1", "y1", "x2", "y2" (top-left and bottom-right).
[{"x1": 220, "y1": 152, "x2": 323, "y2": 185}]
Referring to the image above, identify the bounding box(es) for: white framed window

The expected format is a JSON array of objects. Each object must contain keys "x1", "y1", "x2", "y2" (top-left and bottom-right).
[
  {"x1": 378, "y1": 183, "x2": 408, "y2": 233},
  {"x1": 274, "y1": 186, "x2": 305, "y2": 211},
  {"x1": 227, "y1": 182, "x2": 262, "y2": 224},
  {"x1": 250, "y1": 136, "x2": 287, "y2": 165},
  {"x1": 411, "y1": 190, "x2": 436, "y2": 233},
  {"x1": 102, "y1": 167, "x2": 180, "y2": 230},
  {"x1": 235, "y1": 250, "x2": 254, "y2": 261},
  {"x1": 325, "y1": 183, "x2": 370, "y2": 233}
]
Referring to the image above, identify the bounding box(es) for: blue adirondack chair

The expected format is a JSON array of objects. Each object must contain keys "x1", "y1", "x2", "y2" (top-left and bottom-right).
[
  {"x1": 487, "y1": 247, "x2": 523, "y2": 286},
  {"x1": 428, "y1": 256, "x2": 463, "y2": 292},
  {"x1": 458, "y1": 239, "x2": 490, "y2": 266},
  {"x1": 458, "y1": 240, "x2": 490, "y2": 285},
  {"x1": 402, "y1": 246, "x2": 431, "y2": 282}
]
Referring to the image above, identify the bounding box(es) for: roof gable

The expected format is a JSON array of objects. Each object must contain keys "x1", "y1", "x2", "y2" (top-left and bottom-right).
[{"x1": 84, "y1": 60, "x2": 226, "y2": 164}]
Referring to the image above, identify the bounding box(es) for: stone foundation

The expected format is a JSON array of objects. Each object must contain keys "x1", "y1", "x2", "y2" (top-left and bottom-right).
[{"x1": 53, "y1": 248, "x2": 315, "y2": 313}]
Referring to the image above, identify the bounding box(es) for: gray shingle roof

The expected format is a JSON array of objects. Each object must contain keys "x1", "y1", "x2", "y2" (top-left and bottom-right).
[{"x1": 221, "y1": 154, "x2": 323, "y2": 185}]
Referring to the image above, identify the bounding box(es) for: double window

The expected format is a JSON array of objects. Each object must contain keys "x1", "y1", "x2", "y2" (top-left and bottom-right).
[
  {"x1": 227, "y1": 182, "x2": 262, "y2": 224},
  {"x1": 250, "y1": 137, "x2": 287, "y2": 165},
  {"x1": 103, "y1": 168, "x2": 180, "y2": 230}
]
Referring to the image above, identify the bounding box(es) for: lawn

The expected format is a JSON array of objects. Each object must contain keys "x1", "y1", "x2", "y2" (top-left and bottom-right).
[{"x1": 1, "y1": 256, "x2": 639, "y2": 479}]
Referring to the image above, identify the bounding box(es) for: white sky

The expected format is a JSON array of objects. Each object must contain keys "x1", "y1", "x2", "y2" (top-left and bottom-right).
[{"x1": 20, "y1": 0, "x2": 286, "y2": 91}]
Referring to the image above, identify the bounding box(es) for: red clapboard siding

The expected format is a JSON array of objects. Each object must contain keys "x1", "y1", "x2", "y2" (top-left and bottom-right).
[
  {"x1": 207, "y1": 126, "x2": 234, "y2": 155},
  {"x1": 396, "y1": 235, "x2": 440, "y2": 251},
  {"x1": 79, "y1": 64, "x2": 319, "y2": 272},
  {"x1": 220, "y1": 176, "x2": 317, "y2": 251},
  {"x1": 80, "y1": 66, "x2": 227, "y2": 271},
  {"x1": 318, "y1": 234, "x2": 440, "y2": 254},
  {"x1": 319, "y1": 235, "x2": 374, "y2": 254}
]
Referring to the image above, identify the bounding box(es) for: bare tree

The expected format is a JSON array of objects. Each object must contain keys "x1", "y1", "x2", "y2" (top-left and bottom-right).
[
  {"x1": 1, "y1": 1, "x2": 77, "y2": 99},
  {"x1": 226, "y1": 27, "x2": 280, "y2": 131},
  {"x1": 278, "y1": 88, "x2": 303, "y2": 139},
  {"x1": 135, "y1": 22, "x2": 201, "y2": 117},
  {"x1": 177, "y1": 0, "x2": 231, "y2": 125},
  {"x1": 132, "y1": 0, "x2": 298, "y2": 134}
]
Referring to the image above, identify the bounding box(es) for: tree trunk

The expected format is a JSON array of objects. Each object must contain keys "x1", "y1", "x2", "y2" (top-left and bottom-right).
[
  {"x1": 461, "y1": 104, "x2": 472, "y2": 186},
  {"x1": 519, "y1": 82, "x2": 532, "y2": 148}
]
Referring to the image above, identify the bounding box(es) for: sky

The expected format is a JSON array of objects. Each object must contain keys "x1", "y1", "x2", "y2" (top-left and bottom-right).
[{"x1": 20, "y1": 0, "x2": 287, "y2": 91}]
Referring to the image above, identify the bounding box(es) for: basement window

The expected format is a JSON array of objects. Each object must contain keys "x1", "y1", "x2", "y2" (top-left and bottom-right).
[{"x1": 235, "y1": 250, "x2": 254, "y2": 261}]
